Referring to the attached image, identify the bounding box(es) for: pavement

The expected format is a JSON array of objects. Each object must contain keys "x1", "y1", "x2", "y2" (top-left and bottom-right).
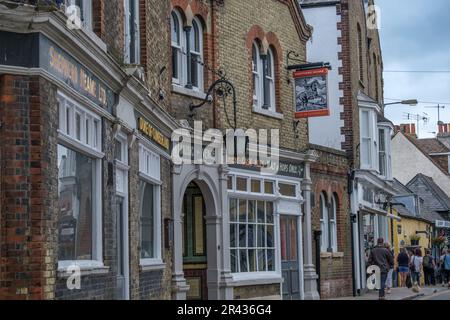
[{"x1": 330, "y1": 285, "x2": 450, "y2": 301}]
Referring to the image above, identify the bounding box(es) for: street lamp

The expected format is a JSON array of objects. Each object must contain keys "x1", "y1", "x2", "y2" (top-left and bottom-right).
[{"x1": 384, "y1": 99, "x2": 418, "y2": 107}]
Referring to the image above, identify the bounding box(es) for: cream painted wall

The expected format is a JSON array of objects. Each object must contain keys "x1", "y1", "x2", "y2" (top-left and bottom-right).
[{"x1": 391, "y1": 132, "x2": 450, "y2": 195}]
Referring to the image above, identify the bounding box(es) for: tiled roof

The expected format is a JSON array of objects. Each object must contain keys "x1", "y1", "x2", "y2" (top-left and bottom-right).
[
  {"x1": 392, "y1": 179, "x2": 413, "y2": 195},
  {"x1": 415, "y1": 138, "x2": 450, "y2": 155},
  {"x1": 407, "y1": 174, "x2": 450, "y2": 212},
  {"x1": 400, "y1": 132, "x2": 450, "y2": 176}
]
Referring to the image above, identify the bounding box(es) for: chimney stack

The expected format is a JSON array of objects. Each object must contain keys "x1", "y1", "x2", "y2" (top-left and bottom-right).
[
  {"x1": 395, "y1": 123, "x2": 417, "y2": 138},
  {"x1": 438, "y1": 123, "x2": 450, "y2": 134}
]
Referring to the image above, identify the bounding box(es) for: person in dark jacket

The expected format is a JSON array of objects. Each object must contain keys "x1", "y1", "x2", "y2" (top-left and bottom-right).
[
  {"x1": 369, "y1": 238, "x2": 394, "y2": 300},
  {"x1": 397, "y1": 248, "x2": 410, "y2": 287}
]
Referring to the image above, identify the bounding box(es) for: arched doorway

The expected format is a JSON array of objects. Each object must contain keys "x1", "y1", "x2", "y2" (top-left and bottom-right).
[
  {"x1": 172, "y1": 164, "x2": 234, "y2": 301},
  {"x1": 182, "y1": 182, "x2": 208, "y2": 300}
]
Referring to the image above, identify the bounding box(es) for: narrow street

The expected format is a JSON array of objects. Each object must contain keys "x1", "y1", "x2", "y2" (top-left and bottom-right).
[{"x1": 416, "y1": 288, "x2": 450, "y2": 300}]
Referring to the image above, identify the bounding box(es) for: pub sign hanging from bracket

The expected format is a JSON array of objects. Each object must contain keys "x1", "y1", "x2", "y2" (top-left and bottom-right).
[{"x1": 290, "y1": 62, "x2": 331, "y2": 119}]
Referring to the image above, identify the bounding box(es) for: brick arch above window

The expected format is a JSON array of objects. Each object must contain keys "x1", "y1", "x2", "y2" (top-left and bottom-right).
[{"x1": 171, "y1": 0, "x2": 209, "y2": 28}]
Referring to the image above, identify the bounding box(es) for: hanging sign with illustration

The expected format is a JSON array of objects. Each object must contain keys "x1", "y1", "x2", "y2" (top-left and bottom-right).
[{"x1": 294, "y1": 67, "x2": 330, "y2": 118}]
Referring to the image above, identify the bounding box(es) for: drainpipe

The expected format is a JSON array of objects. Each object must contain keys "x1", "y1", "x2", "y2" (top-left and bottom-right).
[{"x1": 314, "y1": 230, "x2": 322, "y2": 297}]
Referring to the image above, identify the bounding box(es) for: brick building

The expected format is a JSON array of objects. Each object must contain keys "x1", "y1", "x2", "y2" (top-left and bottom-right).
[
  {"x1": 300, "y1": 0, "x2": 397, "y2": 297},
  {"x1": 0, "y1": 1, "x2": 178, "y2": 300},
  {"x1": 145, "y1": 0, "x2": 321, "y2": 300}
]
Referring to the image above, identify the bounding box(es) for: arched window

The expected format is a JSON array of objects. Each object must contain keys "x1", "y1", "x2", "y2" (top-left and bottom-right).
[
  {"x1": 320, "y1": 192, "x2": 338, "y2": 252},
  {"x1": 320, "y1": 192, "x2": 329, "y2": 253},
  {"x1": 170, "y1": 11, "x2": 204, "y2": 91},
  {"x1": 171, "y1": 10, "x2": 182, "y2": 84},
  {"x1": 266, "y1": 48, "x2": 276, "y2": 111},
  {"x1": 252, "y1": 42, "x2": 262, "y2": 108},
  {"x1": 330, "y1": 194, "x2": 338, "y2": 252},
  {"x1": 252, "y1": 43, "x2": 276, "y2": 112},
  {"x1": 189, "y1": 18, "x2": 203, "y2": 90}
]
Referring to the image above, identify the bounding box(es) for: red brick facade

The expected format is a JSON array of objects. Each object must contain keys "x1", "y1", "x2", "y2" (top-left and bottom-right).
[{"x1": 0, "y1": 75, "x2": 58, "y2": 300}]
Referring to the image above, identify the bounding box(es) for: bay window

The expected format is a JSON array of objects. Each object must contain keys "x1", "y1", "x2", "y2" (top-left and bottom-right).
[
  {"x1": 170, "y1": 11, "x2": 204, "y2": 91},
  {"x1": 378, "y1": 126, "x2": 392, "y2": 179},
  {"x1": 57, "y1": 92, "x2": 102, "y2": 268},
  {"x1": 360, "y1": 108, "x2": 378, "y2": 171}
]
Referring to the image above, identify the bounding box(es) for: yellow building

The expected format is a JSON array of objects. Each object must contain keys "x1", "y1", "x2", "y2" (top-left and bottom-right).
[{"x1": 389, "y1": 206, "x2": 433, "y2": 286}]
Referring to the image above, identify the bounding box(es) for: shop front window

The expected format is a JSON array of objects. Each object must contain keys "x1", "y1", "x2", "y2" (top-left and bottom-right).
[
  {"x1": 140, "y1": 181, "x2": 155, "y2": 259},
  {"x1": 58, "y1": 144, "x2": 96, "y2": 261},
  {"x1": 230, "y1": 199, "x2": 275, "y2": 273}
]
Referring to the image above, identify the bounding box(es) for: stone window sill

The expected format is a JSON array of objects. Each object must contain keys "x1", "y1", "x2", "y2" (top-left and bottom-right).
[
  {"x1": 231, "y1": 272, "x2": 282, "y2": 287},
  {"x1": 140, "y1": 259, "x2": 166, "y2": 272},
  {"x1": 320, "y1": 252, "x2": 344, "y2": 259},
  {"x1": 57, "y1": 262, "x2": 110, "y2": 279},
  {"x1": 252, "y1": 107, "x2": 284, "y2": 120},
  {"x1": 172, "y1": 84, "x2": 207, "y2": 100}
]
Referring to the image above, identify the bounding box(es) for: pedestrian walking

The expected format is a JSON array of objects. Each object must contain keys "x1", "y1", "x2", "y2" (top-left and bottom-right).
[
  {"x1": 369, "y1": 238, "x2": 394, "y2": 300},
  {"x1": 397, "y1": 248, "x2": 410, "y2": 287},
  {"x1": 444, "y1": 248, "x2": 450, "y2": 288},
  {"x1": 410, "y1": 248, "x2": 423, "y2": 290},
  {"x1": 423, "y1": 249, "x2": 436, "y2": 286},
  {"x1": 384, "y1": 242, "x2": 394, "y2": 294}
]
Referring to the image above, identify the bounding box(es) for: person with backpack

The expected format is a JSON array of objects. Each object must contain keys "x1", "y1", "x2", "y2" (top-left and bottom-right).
[
  {"x1": 444, "y1": 248, "x2": 450, "y2": 288},
  {"x1": 369, "y1": 238, "x2": 394, "y2": 300},
  {"x1": 423, "y1": 249, "x2": 436, "y2": 286},
  {"x1": 410, "y1": 248, "x2": 423, "y2": 288}
]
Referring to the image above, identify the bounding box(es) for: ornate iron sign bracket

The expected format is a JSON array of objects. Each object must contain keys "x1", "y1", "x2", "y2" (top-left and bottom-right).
[{"x1": 189, "y1": 76, "x2": 237, "y2": 130}]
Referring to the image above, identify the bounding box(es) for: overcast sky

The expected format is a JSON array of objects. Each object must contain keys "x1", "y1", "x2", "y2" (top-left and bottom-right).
[{"x1": 377, "y1": 0, "x2": 450, "y2": 138}]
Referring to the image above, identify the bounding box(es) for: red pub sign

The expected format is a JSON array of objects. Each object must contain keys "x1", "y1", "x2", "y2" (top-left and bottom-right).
[{"x1": 294, "y1": 67, "x2": 330, "y2": 118}]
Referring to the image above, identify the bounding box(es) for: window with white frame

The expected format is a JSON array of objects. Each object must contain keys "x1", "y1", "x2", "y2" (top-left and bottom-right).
[
  {"x1": 66, "y1": 0, "x2": 93, "y2": 31},
  {"x1": 139, "y1": 144, "x2": 162, "y2": 264},
  {"x1": 170, "y1": 11, "x2": 204, "y2": 91},
  {"x1": 319, "y1": 192, "x2": 338, "y2": 253},
  {"x1": 252, "y1": 42, "x2": 276, "y2": 112},
  {"x1": 124, "y1": 0, "x2": 140, "y2": 65},
  {"x1": 57, "y1": 92, "x2": 102, "y2": 266},
  {"x1": 330, "y1": 194, "x2": 338, "y2": 252},
  {"x1": 171, "y1": 10, "x2": 182, "y2": 84},
  {"x1": 227, "y1": 173, "x2": 301, "y2": 275},
  {"x1": 378, "y1": 127, "x2": 392, "y2": 179},
  {"x1": 229, "y1": 198, "x2": 275, "y2": 273},
  {"x1": 360, "y1": 108, "x2": 378, "y2": 170}
]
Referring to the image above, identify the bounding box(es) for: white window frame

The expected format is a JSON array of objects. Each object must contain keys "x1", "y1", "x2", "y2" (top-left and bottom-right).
[
  {"x1": 56, "y1": 91, "x2": 104, "y2": 271},
  {"x1": 320, "y1": 193, "x2": 338, "y2": 253},
  {"x1": 360, "y1": 108, "x2": 377, "y2": 171},
  {"x1": 320, "y1": 193, "x2": 329, "y2": 253},
  {"x1": 265, "y1": 48, "x2": 276, "y2": 112},
  {"x1": 330, "y1": 194, "x2": 338, "y2": 252},
  {"x1": 124, "y1": 0, "x2": 140, "y2": 65},
  {"x1": 377, "y1": 125, "x2": 392, "y2": 180},
  {"x1": 139, "y1": 143, "x2": 163, "y2": 267},
  {"x1": 189, "y1": 17, "x2": 204, "y2": 91},
  {"x1": 252, "y1": 42, "x2": 262, "y2": 109},
  {"x1": 170, "y1": 11, "x2": 204, "y2": 93},
  {"x1": 66, "y1": 0, "x2": 93, "y2": 31},
  {"x1": 171, "y1": 10, "x2": 183, "y2": 85},
  {"x1": 227, "y1": 170, "x2": 302, "y2": 280}
]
